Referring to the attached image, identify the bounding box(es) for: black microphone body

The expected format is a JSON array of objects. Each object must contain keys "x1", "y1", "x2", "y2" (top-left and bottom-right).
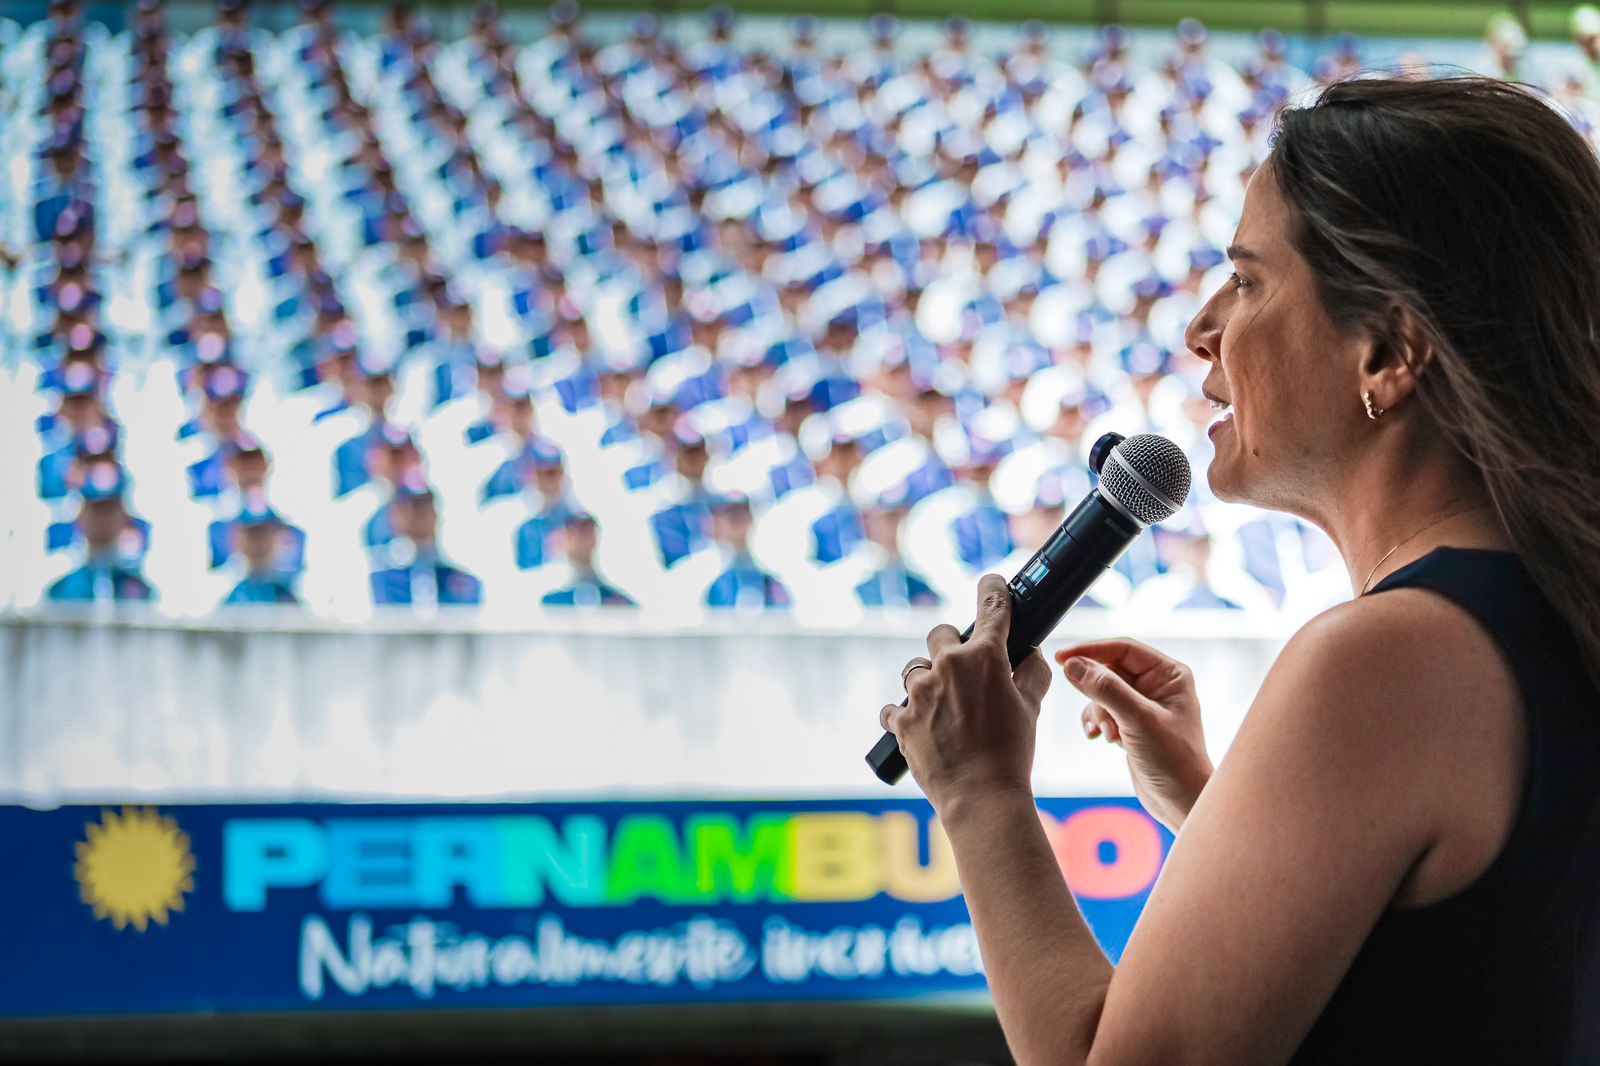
[{"x1": 866, "y1": 477, "x2": 1145, "y2": 785}]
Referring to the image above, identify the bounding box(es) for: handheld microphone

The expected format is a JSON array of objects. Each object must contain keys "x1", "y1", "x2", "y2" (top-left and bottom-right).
[{"x1": 866, "y1": 431, "x2": 1193, "y2": 785}]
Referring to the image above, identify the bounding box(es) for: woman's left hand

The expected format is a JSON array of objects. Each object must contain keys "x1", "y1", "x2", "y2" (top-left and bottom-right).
[{"x1": 880, "y1": 574, "x2": 1054, "y2": 812}]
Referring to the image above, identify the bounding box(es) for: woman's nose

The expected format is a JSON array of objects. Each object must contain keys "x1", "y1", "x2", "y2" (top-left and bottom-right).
[{"x1": 1185, "y1": 305, "x2": 1221, "y2": 365}]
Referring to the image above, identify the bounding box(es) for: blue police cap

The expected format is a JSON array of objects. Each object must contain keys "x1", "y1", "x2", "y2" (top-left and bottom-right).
[
  {"x1": 1121, "y1": 339, "x2": 1173, "y2": 377},
  {"x1": 903, "y1": 454, "x2": 956, "y2": 506},
  {"x1": 1189, "y1": 244, "x2": 1226, "y2": 271},
  {"x1": 674, "y1": 366, "x2": 728, "y2": 412},
  {"x1": 1007, "y1": 339, "x2": 1053, "y2": 382},
  {"x1": 1085, "y1": 233, "x2": 1128, "y2": 263},
  {"x1": 809, "y1": 372, "x2": 862, "y2": 413},
  {"x1": 1133, "y1": 274, "x2": 1174, "y2": 300}
]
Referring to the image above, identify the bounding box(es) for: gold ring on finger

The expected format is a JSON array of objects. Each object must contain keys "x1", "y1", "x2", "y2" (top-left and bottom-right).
[{"x1": 901, "y1": 657, "x2": 933, "y2": 691}]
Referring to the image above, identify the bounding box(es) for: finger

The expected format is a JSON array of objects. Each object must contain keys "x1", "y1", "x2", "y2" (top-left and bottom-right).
[
  {"x1": 905, "y1": 662, "x2": 937, "y2": 703},
  {"x1": 968, "y1": 573, "x2": 1013, "y2": 649},
  {"x1": 880, "y1": 703, "x2": 903, "y2": 734},
  {"x1": 1053, "y1": 637, "x2": 1171, "y2": 682},
  {"x1": 1014, "y1": 648, "x2": 1051, "y2": 708},
  {"x1": 901, "y1": 657, "x2": 933, "y2": 696},
  {"x1": 927, "y1": 623, "x2": 962, "y2": 661},
  {"x1": 1081, "y1": 703, "x2": 1119, "y2": 740},
  {"x1": 1064, "y1": 659, "x2": 1149, "y2": 731}
]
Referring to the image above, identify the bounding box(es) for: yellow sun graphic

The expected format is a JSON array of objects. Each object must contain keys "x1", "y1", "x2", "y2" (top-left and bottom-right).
[{"x1": 74, "y1": 807, "x2": 196, "y2": 932}]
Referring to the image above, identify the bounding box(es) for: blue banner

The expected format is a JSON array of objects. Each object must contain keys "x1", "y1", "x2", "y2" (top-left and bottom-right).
[{"x1": 0, "y1": 798, "x2": 1170, "y2": 1017}]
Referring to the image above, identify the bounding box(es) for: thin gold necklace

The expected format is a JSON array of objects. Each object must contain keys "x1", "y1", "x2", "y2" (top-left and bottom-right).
[{"x1": 1359, "y1": 503, "x2": 1494, "y2": 597}]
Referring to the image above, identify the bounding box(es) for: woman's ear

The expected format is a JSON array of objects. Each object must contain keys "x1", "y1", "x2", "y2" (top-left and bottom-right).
[{"x1": 1361, "y1": 304, "x2": 1434, "y2": 411}]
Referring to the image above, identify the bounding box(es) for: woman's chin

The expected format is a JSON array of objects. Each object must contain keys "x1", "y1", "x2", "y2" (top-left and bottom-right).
[{"x1": 1205, "y1": 459, "x2": 1242, "y2": 503}]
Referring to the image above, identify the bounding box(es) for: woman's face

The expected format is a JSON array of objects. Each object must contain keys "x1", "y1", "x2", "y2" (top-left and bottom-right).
[{"x1": 1184, "y1": 159, "x2": 1368, "y2": 513}]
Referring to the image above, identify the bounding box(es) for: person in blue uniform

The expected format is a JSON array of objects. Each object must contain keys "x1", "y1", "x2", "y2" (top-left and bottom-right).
[
  {"x1": 646, "y1": 417, "x2": 719, "y2": 568},
  {"x1": 481, "y1": 373, "x2": 565, "y2": 500},
  {"x1": 705, "y1": 492, "x2": 791, "y2": 610},
  {"x1": 333, "y1": 358, "x2": 397, "y2": 497},
  {"x1": 206, "y1": 443, "x2": 306, "y2": 573},
  {"x1": 357, "y1": 426, "x2": 423, "y2": 554},
  {"x1": 809, "y1": 473, "x2": 868, "y2": 566},
  {"x1": 222, "y1": 499, "x2": 300, "y2": 606},
  {"x1": 185, "y1": 365, "x2": 251, "y2": 499},
  {"x1": 368, "y1": 473, "x2": 482, "y2": 606},
  {"x1": 856, "y1": 485, "x2": 942, "y2": 608},
  {"x1": 44, "y1": 425, "x2": 148, "y2": 557},
  {"x1": 514, "y1": 453, "x2": 575, "y2": 570},
  {"x1": 541, "y1": 511, "x2": 635, "y2": 607},
  {"x1": 46, "y1": 463, "x2": 155, "y2": 603},
  {"x1": 462, "y1": 350, "x2": 515, "y2": 445},
  {"x1": 950, "y1": 433, "x2": 1017, "y2": 574}
]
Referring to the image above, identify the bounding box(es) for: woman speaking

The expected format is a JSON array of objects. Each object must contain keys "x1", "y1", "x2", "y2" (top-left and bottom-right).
[{"x1": 880, "y1": 74, "x2": 1600, "y2": 1064}]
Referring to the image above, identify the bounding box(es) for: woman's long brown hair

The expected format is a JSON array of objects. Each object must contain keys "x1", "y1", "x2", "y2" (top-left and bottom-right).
[{"x1": 1269, "y1": 73, "x2": 1600, "y2": 695}]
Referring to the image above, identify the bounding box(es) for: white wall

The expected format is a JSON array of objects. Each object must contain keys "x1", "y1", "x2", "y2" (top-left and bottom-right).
[{"x1": 0, "y1": 610, "x2": 1290, "y2": 804}]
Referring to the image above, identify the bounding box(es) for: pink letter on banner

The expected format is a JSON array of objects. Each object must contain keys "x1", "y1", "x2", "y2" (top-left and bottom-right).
[{"x1": 1052, "y1": 807, "x2": 1163, "y2": 899}]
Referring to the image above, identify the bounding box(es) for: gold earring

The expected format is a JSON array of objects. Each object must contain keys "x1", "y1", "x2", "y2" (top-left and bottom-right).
[{"x1": 1362, "y1": 390, "x2": 1385, "y2": 420}]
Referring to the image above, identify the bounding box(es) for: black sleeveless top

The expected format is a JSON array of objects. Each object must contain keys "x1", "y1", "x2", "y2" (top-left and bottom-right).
[{"x1": 1290, "y1": 548, "x2": 1600, "y2": 1064}]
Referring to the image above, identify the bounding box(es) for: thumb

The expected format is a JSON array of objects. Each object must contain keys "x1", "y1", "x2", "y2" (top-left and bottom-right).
[
  {"x1": 969, "y1": 573, "x2": 1014, "y2": 650},
  {"x1": 1062, "y1": 656, "x2": 1151, "y2": 729}
]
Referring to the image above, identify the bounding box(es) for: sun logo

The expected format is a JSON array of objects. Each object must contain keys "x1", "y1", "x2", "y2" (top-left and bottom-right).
[{"x1": 74, "y1": 808, "x2": 196, "y2": 932}]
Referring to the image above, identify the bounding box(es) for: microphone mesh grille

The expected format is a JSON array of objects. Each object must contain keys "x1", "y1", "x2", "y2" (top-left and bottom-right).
[{"x1": 1100, "y1": 433, "x2": 1192, "y2": 525}]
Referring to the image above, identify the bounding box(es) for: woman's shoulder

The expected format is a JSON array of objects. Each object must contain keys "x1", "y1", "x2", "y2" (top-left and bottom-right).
[
  {"x1": 1309, "y1": 546, "x2": 1534, "y2": 705},
  {"x1": 1281, "y1": 562, "x2": 1526, "y2": 909},
  {"x1": 1286, "y1": 562, "x2": 1522, "y2": 755}
]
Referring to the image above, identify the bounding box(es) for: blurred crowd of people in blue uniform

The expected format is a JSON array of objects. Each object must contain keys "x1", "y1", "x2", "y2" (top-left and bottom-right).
[{"x1": 4, "y1": 0, "x2": 1592, "y2": 621}]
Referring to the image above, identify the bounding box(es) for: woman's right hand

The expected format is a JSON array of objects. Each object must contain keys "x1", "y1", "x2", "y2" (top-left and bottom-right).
[{"x1": 1055, "y1": 637, "x2": 1214, "y2": 834}]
